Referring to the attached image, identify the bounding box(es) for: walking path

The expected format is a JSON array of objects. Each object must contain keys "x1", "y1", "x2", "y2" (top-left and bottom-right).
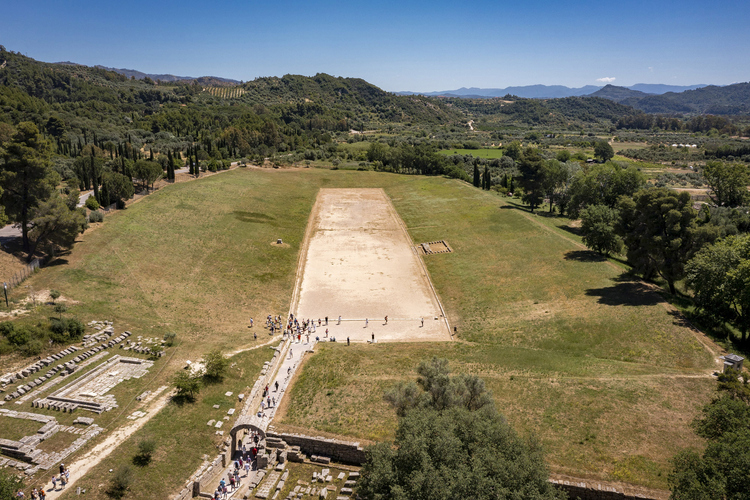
[{"x1": 201, "y1": 331, "x2": 319, "y2": 498}]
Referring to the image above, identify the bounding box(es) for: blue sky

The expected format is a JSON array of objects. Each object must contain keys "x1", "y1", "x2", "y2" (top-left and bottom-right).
[{"x1": 3, "y1": 0, "x2": 749, "y2": 92}]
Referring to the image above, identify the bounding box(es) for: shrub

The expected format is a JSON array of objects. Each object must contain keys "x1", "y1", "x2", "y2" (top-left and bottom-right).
[
  {"x1": 85, "y1": 196, "x2": 100, "y2": 210},
  {"x1": 163, "y1": 332, "x2": 176, "y2": 347},
  {"x1": 203, "y1": 349, "x2": 229, "y2": 382},
  {"x1": 106, "y1": 465, "x2": 132, "y2": 499},
  {"x1": 172, "y1": 371, "x2": 201, "y2": 401},
  {"x1": 54, "y1": 304, "x2": 67, "y2": 318},
  {"x1": 49, "y1": 290, "x2": 61, "y2": 303},
  {"x1": 88, "y1": 210, "x2": 104, "y2": 223},
  {"x1": 133, "y1": 438, "x2": 157, "y2": 466}
]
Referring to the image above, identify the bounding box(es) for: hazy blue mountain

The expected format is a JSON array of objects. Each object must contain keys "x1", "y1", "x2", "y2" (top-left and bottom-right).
[
  {"x1": 590, "y1": 85, "x2": 653, "y2": 103},
  {"x1": 96, "y1": 66, "x2": 241, "y2": 84},
  {"x1": 52, "y1": 62, "x2": 241, "y2": 84},
  {"x1": 397, "y1": 83, "x2": 710, "y2": 99},
  {"x1": 629, "y1": 83, "x2": 709, "y2": 94},
  {"x1": 398, "y1": 85, "x2": 600, "y2": 98}
]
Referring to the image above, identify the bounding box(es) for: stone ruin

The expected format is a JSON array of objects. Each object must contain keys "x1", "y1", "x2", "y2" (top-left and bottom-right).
[
  {"x1": 32, "y1": 355, "x2": 153, "y2": 414},
  {"x1": 0, "y1": 409, "x2": 102, "y2": 475},
  {"x1": 2, "y1": 328, "x2": 135, "y2": 403}
]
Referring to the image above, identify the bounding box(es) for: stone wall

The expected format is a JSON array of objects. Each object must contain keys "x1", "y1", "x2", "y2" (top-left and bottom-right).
[
  {"x1": 266, "y1": 431, "x2": 366, "y2": 465},
  {"x1": 549, "y1": 478, "x2": 667, "y2": 500}
]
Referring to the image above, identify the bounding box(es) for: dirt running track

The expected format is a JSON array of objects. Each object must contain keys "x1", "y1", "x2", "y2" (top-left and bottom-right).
[{"x1": 293, "y1": 188, "x2": 451, "y2": 342}]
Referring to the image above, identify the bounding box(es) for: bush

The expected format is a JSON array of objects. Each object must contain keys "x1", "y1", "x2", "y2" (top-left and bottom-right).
[
  {"x1": 49, "y1": 317, "x2": 85, "y2": 343},
  {"x1": 85, "y1": 196, "x2": 100, "y2": 210},
  {"x1": 106, "y1": 465, "x2": 133, "y2": 499},
  {"x1": 133, "y1": 438, "x2": 157, "y2": 466},
  {"x1": 203, "y1": 349, "x2": 229, "y2": 382},
  {"x1": 88, "y1": 210, "x2": 104, "y2": 223},
  {"x1": 49, "y1": 290, "x2": 61, "y2": 303},
  {"x1": 163, "y1": 332, "x2": 176, "y2": 347},
  {"x1": 172, "y1": 371, "x2": 201, "y2": 401},
  {"x1": 21, "y1": 339, "x2": 44, "y2": 356}
]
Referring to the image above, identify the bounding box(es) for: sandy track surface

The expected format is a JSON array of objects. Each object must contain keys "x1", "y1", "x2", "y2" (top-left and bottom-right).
[{"x1": 294, "y1": 188, "x2": 451, "y2": 342}]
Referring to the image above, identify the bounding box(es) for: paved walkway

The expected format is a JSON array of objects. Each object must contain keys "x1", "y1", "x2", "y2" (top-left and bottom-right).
[{"x1": 203, "y1": 333, "x2": 317, "y2": 497}]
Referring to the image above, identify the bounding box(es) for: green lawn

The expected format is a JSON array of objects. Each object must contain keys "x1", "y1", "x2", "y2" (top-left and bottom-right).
[{"x1": 6, "y1": 168, "x2": 717, "y2": 493}]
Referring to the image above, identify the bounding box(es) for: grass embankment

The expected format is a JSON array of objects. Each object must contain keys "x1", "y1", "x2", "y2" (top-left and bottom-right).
[
  {"x1": 4, "y1": 168, "x2": 718, "y2": 493},
  {"x1": 275, "y1": 173, "x2": 717, "y2": 489},
  {"x1": 6, "y1": 168, "x2": 312, "y2": 499}
]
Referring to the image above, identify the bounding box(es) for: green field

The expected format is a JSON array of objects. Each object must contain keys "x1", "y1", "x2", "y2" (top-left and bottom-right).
[
  {"x1": 438, "y1": 148, "x2": 505, "y2": 158},
  {"x1": 6, "y1": 168, "x2": 717, "y2": 495}
]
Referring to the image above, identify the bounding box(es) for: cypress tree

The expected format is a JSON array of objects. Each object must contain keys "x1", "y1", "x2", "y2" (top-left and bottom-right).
[
  {"x1": 473, "y1": 164, "x2": 480, "y2": 188},
  {"x1": 100, "y1": 181, "x2": 110, "y2": 208},
  {"x1": 483, "y1": 166, "x2": 489, "y2": 190},
  {"x1": 150, "y1": 148, "x2": 154, "y2": 161},
  {"x1": 509, "y1": 176, "x2": 514, "y2": 192},
  {"x1": 91, "y1": 150, "x2": 99, "y2": 201}
]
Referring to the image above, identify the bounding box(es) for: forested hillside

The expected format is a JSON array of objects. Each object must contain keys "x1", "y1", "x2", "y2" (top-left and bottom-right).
[
  {"x1": 446, "y1": 95, "x2": 635, "y2": 127},
  {"x1": 594, "y1": 82, "x2": 750, "y2": 115}
]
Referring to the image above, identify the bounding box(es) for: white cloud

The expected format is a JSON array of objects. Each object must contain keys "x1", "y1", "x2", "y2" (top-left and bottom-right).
[{"x1": 596, "y1": 77, "x2": 616, "y2": 83}]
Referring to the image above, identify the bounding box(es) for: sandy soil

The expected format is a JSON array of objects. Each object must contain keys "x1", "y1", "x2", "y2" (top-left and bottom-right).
[{"x1": 293, "y1": 188, "x2": 451, "y2": 342}]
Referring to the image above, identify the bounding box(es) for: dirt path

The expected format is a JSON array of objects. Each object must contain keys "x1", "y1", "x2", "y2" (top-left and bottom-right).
[{"x1": 40, "y1": 389, "x2": 174, "y2": 498}]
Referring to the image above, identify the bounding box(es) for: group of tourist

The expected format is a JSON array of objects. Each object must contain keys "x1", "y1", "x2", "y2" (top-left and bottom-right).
[
  {"x1": 13, "y1": 464, "x2": 66, "y2": 498},
  {"x1": 212, "y1": 435, "x2": 262, "y2": 499}
]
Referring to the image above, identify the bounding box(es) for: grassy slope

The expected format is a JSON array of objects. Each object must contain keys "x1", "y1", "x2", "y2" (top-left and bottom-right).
[
  {"x1": 6, "y1": 168, "x2": 716, "y2": 494},
  {"x1": 12, "y1": 168, "x2": 312, "y2": 499}
]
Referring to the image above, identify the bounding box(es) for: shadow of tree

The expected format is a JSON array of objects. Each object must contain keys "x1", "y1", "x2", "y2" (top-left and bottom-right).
[
  {"x1": 233, "y1": 211, "x2": 277, "y2": 225},
  {"x1": 564, "y1": 250, "x2": 607, "y2": 263},
  {"x1": 585, "y1": 279, "x2": 664, "y2": 307}
]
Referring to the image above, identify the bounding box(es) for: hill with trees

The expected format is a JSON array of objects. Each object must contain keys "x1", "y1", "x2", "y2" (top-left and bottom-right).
[{"x1": 596, "y1": 82, "x2": 750, "y2": 115}]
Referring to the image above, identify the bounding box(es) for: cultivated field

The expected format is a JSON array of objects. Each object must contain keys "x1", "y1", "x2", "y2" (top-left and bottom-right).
[
  {"x1": 294, "y1": 188, "x2": 450, "y2": 342},
  {"x1": 1, "y1": 168, "x2": 719, "y2": 494}
]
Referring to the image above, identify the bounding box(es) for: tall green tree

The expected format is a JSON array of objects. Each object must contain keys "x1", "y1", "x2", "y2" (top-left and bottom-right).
[
  {"x1": 702, "y1": 161, "x2": 750, "y2": 207},
  {"x1": 101, "y1": 172, "x2": 134, "y2": 208},
  {"x1": 668, "y1": 373, "x2": 750, "y2": 500},
  {"x1": 28, "y1": 196, "x2": 87, "y2": 258},
  {"x1": 90, "y1": 149, "x2": 100, "y2": 203},
  {"x1": 359, "y1": 358, "x2": 563, "y2": 500},
  {"x1": 518, "y1": 147, "x2": 546, "y2": 212},
  {"x1": 618, "y1": 188, "x2": 702, "y2": 294},
  {"x1": 567, "y1": 162, "x2": 645, "y2": 217},
  {"x1": 580, "y1": 204, "x2": 622, "y2": 256},
  {"x1": 594, "y1": 140, "x2": 615, "y2": 162},
  {"x1": 0, "y1": 122, "x2": 59, "y2": 252},
  {"x1": 473, "y1": 163, "x2": 480, "y2": 188},
  {"x1": 133, "y1": 160, "x2": 163, "y2": 191},
  {"x1": 685, "y1": 234, "x2": 750, "y2": 343}
]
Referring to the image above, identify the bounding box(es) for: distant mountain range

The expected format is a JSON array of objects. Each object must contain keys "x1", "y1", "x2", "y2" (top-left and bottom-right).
[
  {"x1": 54, "y1": 61, "x2": 240, "y2": 85},
  {"x1": 397, "y1": 83, "x2": 710, "y2": 99}
]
